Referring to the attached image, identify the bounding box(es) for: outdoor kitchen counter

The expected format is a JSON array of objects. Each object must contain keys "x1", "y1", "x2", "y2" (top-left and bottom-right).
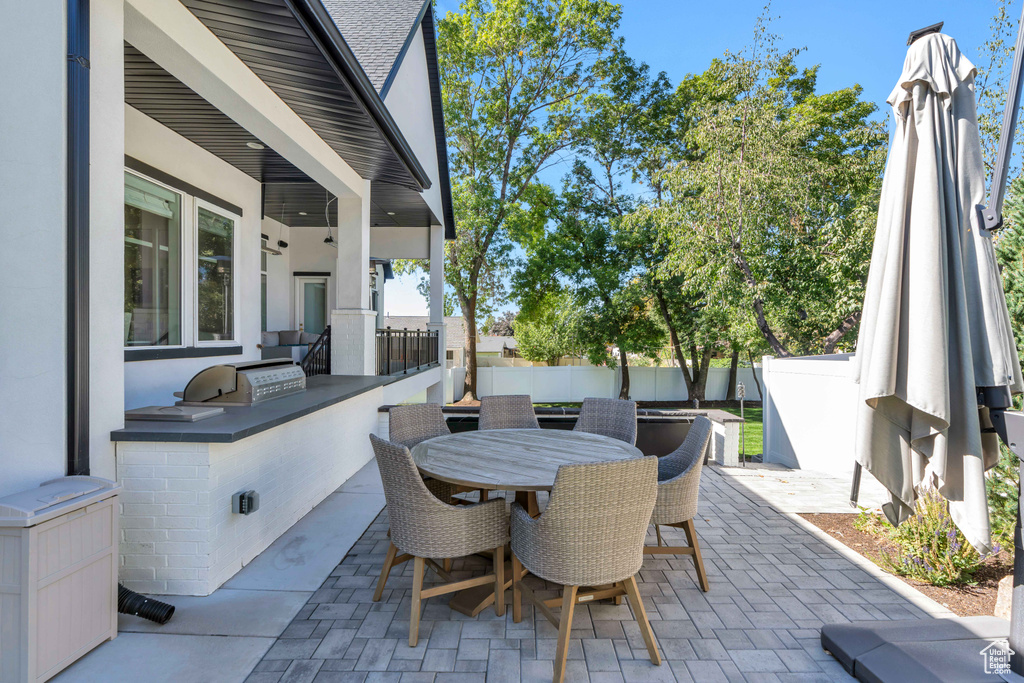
[{"x1": 111, "y1": 374, "x2": 395, "y2": 443}]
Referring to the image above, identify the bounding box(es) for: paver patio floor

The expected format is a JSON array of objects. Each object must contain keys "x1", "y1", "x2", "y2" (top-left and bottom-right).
[{"x1": 247, "y1": 467, "x2": 944, "y2": 683}]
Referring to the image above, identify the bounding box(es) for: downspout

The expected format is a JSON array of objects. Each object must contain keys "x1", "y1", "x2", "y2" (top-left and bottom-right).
[{"x1": 67, "y1": 0, "x2": 90, "y2": 475}]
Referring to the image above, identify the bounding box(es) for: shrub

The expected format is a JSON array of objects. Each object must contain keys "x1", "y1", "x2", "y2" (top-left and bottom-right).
[
  {"x1": 856, "y1": 490, "x2": 987, "y2": 587},
  {"x1": 987, "y1": 444, "x2": 1019, "y2": 551}
]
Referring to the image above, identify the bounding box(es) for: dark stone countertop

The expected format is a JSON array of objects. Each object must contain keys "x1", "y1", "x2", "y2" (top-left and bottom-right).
[{"x1": 112, "y1": 374, "x2": 399, "y2": 444}]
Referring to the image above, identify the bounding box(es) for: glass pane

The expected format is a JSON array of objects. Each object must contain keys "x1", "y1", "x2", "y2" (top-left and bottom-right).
[
  {"x1": 197, "y1": 206, "x2": 234, "y2": 341},
  {"x1": 124, "y1": 172, "x2": 181, "y2": 346},
  {"x1": 303, "y1": 281, "x2": 327, "y2": 334},
  {"x1": 261, "y1": 274, "x2": 268, "y2": 332}
]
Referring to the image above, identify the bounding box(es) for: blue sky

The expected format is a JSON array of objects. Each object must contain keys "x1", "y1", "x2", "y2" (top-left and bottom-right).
[{"x1": 384, "y1": 0, "x2": 1011, "y2": 317}]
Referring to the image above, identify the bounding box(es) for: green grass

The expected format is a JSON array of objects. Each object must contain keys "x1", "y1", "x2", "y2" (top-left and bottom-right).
[{"x1": 721, "y1": 405, "x2": 763, "y2": 456}]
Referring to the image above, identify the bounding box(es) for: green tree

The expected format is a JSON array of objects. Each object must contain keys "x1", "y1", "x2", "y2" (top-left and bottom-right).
[
  {"x1": 482, "y1": 310, "x2": 516, "y2": 336},
  {"x1": 998, "y1": 176, "x2": 1024, "y2": 363},
  {"x1": 437, "y1": 0, "x2": 622, "y2": 400},
  {"x1": 651, "y1": 27, "x2": 887, "y2": 357},
  {"x1": 515, "y1": 294, "x2": 582, "y2": 366},
  {"x1": 516, "y1": 162, "x2": 664, "y2": 398}
]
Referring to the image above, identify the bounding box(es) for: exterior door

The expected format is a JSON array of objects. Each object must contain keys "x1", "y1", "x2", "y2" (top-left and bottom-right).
[{"x1": 295, "y1": 276, "x2": 328, "y2": 334}]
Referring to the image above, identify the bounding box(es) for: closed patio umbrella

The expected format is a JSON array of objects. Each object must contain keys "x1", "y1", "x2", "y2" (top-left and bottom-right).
[{"x1": 851, "y1": 32, "x2": 1023, "y2": 555}]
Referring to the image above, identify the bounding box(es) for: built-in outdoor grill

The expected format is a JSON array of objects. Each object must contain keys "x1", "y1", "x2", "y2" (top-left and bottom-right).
[{"x1": 174, "y1": 359, "x2": 306, "y2": 407}]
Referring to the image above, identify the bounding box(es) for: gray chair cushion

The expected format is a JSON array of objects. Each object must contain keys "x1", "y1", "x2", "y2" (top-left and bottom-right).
[
  {"x1": 278, "y1": 330, "x2": 300, "y2": 345},
  {"x1": 261, "y1": 331, "x2": 280, "y2": 347},
  {"x1": 300, "y1": 332, "x2": 319, "y2": 345}
]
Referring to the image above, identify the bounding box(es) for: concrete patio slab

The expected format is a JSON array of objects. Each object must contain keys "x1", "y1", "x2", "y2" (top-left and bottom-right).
[
  {"x1": 53, "y1": 633, "x2": 274, "y2": 683},
  {"x1": 715, "y1": 462, "x2": 891, "y2": 514},
  {"x1": 224, "y1": 464, "x2": 386, "y2": 593},
  {"x1": 118, "y1": 588, "x2": 312, "y2": 638}
]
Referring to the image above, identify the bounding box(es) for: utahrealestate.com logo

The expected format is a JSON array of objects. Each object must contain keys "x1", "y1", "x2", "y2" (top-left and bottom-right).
[{"x1": 980, "y1": 640, "x2": 1014, "y2": 675}]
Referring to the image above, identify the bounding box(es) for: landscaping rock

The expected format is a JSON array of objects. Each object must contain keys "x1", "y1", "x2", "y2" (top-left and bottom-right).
[{"x1": 996, "y1": 575, "x2": 1013, "y2": 619}]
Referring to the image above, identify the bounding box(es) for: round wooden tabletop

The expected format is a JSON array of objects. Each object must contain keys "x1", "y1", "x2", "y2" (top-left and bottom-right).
[{"x1": 410, "y1": 428, "x2": 643, "y2": 492}]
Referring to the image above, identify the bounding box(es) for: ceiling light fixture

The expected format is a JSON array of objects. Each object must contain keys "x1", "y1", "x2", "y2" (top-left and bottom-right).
[
  {"x1": 246, "y1": 141, "x2": 265, "y2": 150},
  {"x1": 387, "y1": 211, "x2": 396, "y2": 216},
  {"x1": 298, "y1": 211, "x2": 307, "y2": 216}
]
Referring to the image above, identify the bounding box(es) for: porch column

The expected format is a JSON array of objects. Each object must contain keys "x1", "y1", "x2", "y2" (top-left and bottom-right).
[
  {"x1": 426, "y1": 224, "x2": 446, "y2": 404},
  {"x1": 331, "y1": 180, "x2": 376, "y2": 375}
]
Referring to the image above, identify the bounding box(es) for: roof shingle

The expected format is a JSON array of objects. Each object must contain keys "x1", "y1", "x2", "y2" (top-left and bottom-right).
[{"x1": 321, "y1": 0, "x2": 428, "y2": 92}]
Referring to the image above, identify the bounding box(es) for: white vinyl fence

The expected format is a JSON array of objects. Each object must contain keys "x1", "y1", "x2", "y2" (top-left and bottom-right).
[
  {"x1": 446, "y1": 365, "x2": 762, "y2": 404},
  {"x1": 762, "y1": 354, "x2": 859, "y2": 475}
]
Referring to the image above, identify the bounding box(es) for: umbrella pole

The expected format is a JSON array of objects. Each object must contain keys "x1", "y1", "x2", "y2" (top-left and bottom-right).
[
  {"x1": 1014, "y1": 472, "x2": 1024, "y2": 674},
  {"x1": 979, "y1": 4, "x2": 1024, "y2": 671}
]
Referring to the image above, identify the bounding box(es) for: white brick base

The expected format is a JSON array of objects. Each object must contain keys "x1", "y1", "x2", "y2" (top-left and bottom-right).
[
  {"x1": 116, "y1": 387, "x2": 383, "y2": 596},
  {"x1": 331, "y1": 308, "x2": 376, "y2": 375}
]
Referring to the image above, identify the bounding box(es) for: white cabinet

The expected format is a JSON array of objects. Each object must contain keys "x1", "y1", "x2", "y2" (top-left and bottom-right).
[{"x1": 0, "y1": 477, "x2": 121, "y2": 683}]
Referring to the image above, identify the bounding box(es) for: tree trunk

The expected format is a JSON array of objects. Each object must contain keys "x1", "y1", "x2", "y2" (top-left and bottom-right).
[
  {"x1": 823, "y1": 311, "x2": 862, "y2": 354},
  {"x1": 747, "y1": 350, "x2": 763, "y2": 400},
  {"x1": 653, "y1": 288, "x2": 697, "y2": 400},
  {"x1": 462, "y1": 307, "x2": 478, "y2": 402},
  {"x1": 618, "y1": 347, "x2": 630, "y2": 400},
  {"x1": 687, "y1": 343, "x2": 712, "y2": 402},
  {"x1": 726, "y1": 350, "x2": 739, "y2": 400}
]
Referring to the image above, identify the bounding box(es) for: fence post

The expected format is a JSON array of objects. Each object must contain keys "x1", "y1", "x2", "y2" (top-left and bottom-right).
[{"x1": 761, "y1": 355, "x2": 773, "y2": 463}]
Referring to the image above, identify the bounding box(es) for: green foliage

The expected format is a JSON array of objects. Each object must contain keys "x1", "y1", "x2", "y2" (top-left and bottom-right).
[
  {"x1": 987, "y1": 444, "x2": 1020, "y2": 551},
  {"x1": 855, "y1": 491, "x2": 985, "y2": 587},
  {"x1": 515, "y1": 293, "x2": 583, "y2": 366},
  {"x1": 998, "y1": 175, "x2": 1024, "y2": 363},
  {"x1": 638, "y1": 17, "x2": 887, "y2": 358},
  {"x1": 482, "y1": 310, "x2": 517, "y2": 337},
  {"x1": 438, "y1": 0, "x2": 622, "y2": 398}
]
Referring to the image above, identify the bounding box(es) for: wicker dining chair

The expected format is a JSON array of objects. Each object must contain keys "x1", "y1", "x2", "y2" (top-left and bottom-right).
[
  {"x1": 388, "y1": 404, "x2": 459, "y2": 503},
  {"x1": 572, "y1": 397, "x2": 637, "y2": 445},
  {"x1": 511, "y1": 457, "x2": 660, "y2": 683},
  {"x1": 478, "y1": 394, "x2": 540, "y2": 430},
  {"x1": 644, "y1": 415, "x2": 713, "y2": 591},
  {"x1": 369, "y1": 434, "x2": 509, "y2": 647}
]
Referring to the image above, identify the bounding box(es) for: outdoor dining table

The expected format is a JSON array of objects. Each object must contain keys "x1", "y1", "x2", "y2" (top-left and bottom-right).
[{"x1": 410, "y1": 428, "x2": 643, "y2": 616}]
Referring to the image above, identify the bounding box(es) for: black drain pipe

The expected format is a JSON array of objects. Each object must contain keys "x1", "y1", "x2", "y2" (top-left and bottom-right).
[
  {"x1": 66, "y1": 0, "x2": 90, "y2": 476},
  {"x1": 118, "y1": 585, "x2": 175, "y2": 624}
]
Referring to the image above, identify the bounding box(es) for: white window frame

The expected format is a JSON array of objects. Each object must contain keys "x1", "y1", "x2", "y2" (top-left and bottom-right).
[
  {"x1": 123, "y1": 169, "x2": 191, "y2": 351},
  {"x1": 123, "y1": 168, "x2": 242, "y2": 350},
  {"x1": 193, "y1": 198, "x2": 242, "y2": 347}
]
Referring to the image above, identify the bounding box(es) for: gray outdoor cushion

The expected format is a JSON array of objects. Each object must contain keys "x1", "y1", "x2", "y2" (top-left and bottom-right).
[
  {"x1": 300, "y1": 332, "x2": 318, "y2": 345},
  {"x1": 278, "y1": 330, "x2": 300, "y2": 345},
  {"x1": 821, "y1": 616, "x2": 1008, "y2": 675},
  {"x1": 261, "y1": 331, "x2": 279, "y2": 347}
]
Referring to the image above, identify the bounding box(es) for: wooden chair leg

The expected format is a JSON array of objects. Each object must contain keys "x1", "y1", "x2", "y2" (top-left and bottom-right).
[
  {"x1": 409, "y1": 556, "x2": 425, "y2": 647},
  {"x1": 682, "y1": 519, "x2": 710, "y2": 592},
  {"x1": 373, "y1": 542, "x2": 398, "y2": 602},
  {"x1": 494, "y1": 545, "x2": 505, "y2": 616},
  {"x1": 554, "y1": 585, "x2": 578, "y2": 683},
  {"x1": 623, "y1": 576, "x2": 660, "y2": 665},
  {"x1": 443, "y1": 557, "x2": 452, "y2": 573},
  {"x1": 512, "y1": 553, "x2": 523, "y2": 623},
  {"x1": 479, "y1": 489, "x2": 489, "y2": 502},
  {"x1": 654, "y1": 524, "x2": 664, "y2": 547}
]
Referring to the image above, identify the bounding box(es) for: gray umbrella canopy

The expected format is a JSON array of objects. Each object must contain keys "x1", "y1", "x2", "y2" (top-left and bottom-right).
[{"x1": 852, "y1": 33, "x2": 1023, "y2": 554}]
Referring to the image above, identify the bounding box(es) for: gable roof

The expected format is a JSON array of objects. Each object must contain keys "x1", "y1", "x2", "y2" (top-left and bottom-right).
[
  {"x1": 477, "y1": 335, "x2": 518, "y2": 354},
  {"x1": 321, "y1": 0, "x2": 430, "y2": 94},
  {"x1": 321, "y1": 0, "x2": 456, "y2": 239}
]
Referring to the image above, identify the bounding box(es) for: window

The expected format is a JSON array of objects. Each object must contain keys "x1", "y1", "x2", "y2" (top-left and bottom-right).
[
  {"x1": 261, "y1": 240, "x2": 268, "y2": 332},
  {"x1": 196, "y1": 204, "x2": 236, "y2": 342},
  {"x1": 124, "y1": 170, "x2": 241, "y2": 349},
  {"x1": 124, "y1": 173, "x2": 182, "y2": 346}
]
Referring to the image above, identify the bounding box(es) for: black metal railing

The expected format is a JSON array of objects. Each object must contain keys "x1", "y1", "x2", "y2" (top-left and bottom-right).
[
  {"x1": 301, "y1": 325, "x2": 331, "y2": 377},
  {"x1": 376, "y1": 327, "x2": 439, "y2": 376}
]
